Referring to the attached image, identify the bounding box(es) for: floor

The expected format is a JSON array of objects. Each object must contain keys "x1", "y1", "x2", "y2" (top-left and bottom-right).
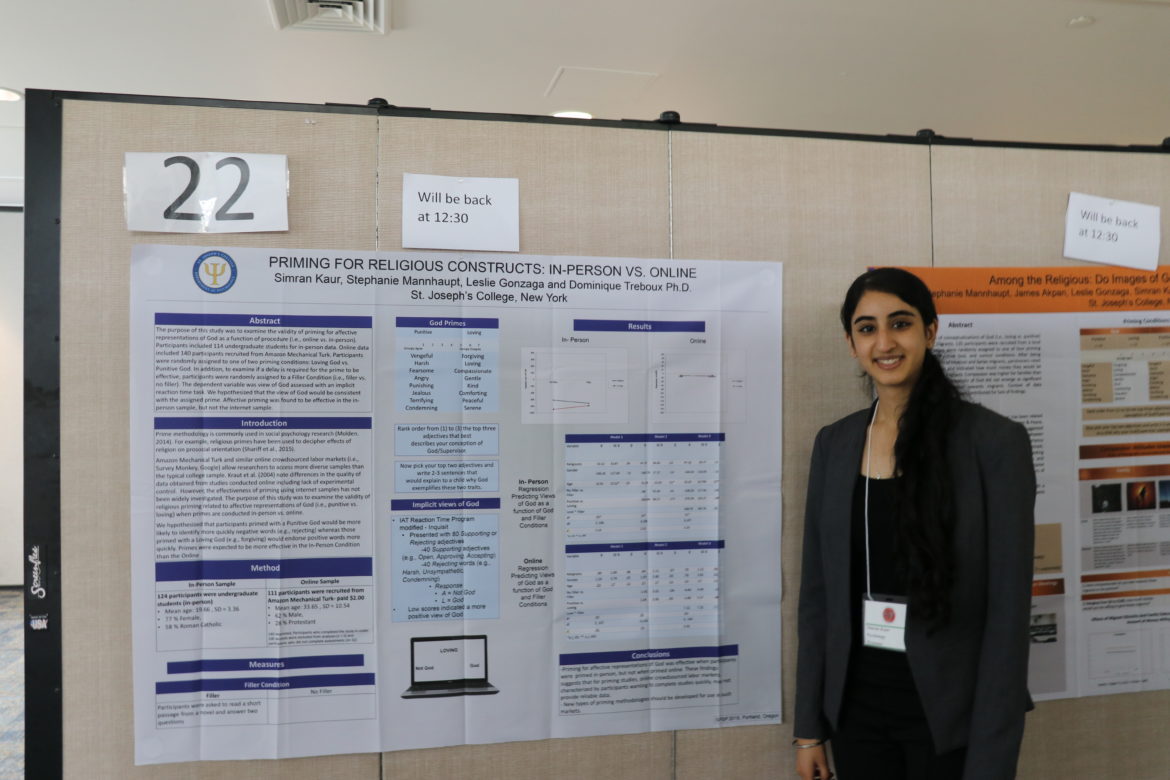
[{"x1": 0, "y1": 587, "x2": 23, "y2": 778}]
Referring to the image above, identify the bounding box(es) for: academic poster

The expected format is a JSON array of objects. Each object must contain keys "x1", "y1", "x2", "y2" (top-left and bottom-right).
[
  {"x1": 129, "y1": 246, "x2": 783, "y2": 763},
  {"x1": 918, "y1": 266, "x2": 1170, "y2": 701}
]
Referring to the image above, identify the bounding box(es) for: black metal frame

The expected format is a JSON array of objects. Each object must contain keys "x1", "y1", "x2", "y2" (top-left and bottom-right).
[
  {"x1": 24, "y1": 88, "x2": 63, "y2": 779},
  {"x1": 20, "y1": 87, "x2": 1169, "y2": 780},
  {"x1": 38, "y1": 88, "x2": 1170, "y2": 152}
]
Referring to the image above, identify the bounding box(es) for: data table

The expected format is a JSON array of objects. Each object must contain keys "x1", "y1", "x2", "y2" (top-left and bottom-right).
[{"x1": 563, "y1": 433, "x2": 724, "y2": 642}]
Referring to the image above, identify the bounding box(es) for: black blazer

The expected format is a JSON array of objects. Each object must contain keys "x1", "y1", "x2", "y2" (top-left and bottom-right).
[{"x1": 795, "y1": 401, "x2": 1036, "y2": 780}]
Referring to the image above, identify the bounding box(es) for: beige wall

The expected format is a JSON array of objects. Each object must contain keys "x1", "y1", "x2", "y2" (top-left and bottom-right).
[{"x1": 50, "y1": 97, "x2": 1170, "y2": 778}]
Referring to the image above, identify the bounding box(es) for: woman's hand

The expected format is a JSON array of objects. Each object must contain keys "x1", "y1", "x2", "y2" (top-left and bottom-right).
[{"x1": 794, "y1": 740, "x2": 833, "y2": 780}]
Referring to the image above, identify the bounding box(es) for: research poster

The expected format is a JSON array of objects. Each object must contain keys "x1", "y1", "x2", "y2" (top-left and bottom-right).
[
  {"x1": 130, "y1": 245, "x2": 783, "y2": 764},
  {"x1": 918, "y1": 266, "x2": 1170, "y2": 701}
]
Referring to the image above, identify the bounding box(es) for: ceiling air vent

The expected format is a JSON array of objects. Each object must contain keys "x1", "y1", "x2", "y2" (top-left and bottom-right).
[{"x1": 268, "y1": 0, "x2": 387, "y2": 33}]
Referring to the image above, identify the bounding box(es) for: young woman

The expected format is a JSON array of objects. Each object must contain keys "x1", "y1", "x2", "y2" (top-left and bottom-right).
[{"x1": 793, "y1": 268, "x2": 1036, "y2": 780}]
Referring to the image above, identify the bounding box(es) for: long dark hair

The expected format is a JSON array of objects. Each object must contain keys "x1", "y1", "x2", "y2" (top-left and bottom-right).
[{"x1": 840, "y1": 267, "x2": 961, "y2": 626}]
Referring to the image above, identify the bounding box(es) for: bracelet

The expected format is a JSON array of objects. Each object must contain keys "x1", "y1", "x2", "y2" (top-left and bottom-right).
[{"x1": 792, "y1": 739, "x2": 825, "y2": 749}]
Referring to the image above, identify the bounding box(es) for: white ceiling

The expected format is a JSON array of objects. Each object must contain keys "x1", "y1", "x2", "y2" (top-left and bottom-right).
[{"x1": 2, "y1": 0, "x2": 1170, "y2": 204}]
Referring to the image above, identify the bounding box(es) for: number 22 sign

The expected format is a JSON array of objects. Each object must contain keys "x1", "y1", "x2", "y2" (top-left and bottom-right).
[{"x1": 124, "y1": 152, "x2": 288, "y2": 233}]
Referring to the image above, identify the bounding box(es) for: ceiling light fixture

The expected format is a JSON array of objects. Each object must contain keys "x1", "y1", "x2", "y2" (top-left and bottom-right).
[
  {"x1": 1067, "y1": 16, "x2": 1095, "y2": 28},
  {"x1": 0, "y1": 88, "x2": 23, "y2": 102},
  {"x1": 553, "y1": 111, "x2": 592, "y2": 120}
]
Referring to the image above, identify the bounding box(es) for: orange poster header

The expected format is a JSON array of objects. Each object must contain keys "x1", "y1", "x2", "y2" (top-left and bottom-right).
[
  {"x1": 1082, "y1": 588, "x2": 1170, "y2": 601},
  {"x1": 1080, "y1": 441, "x2": 1170, "y2": 460},
  {"x1": 1079, "y1": 464, "x2": 1170, "y2": 480},
  {"x1": 899, "y1": 266, "x2": 1170, "y2": 315},
  {"x1": 1083, "y1": 569, "x2": 1170, "y2": 583},
  {"x1": 1081, "y1": 327, "x2": 1170, "y2": 335}
]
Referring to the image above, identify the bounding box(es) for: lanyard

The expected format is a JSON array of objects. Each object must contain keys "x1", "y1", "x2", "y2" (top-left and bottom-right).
[
  {"x1": 861, "y1": 400, "x2": 908, "y2": 652},
  {"x1": 863, "y1": 400, "x2": 879, "y2": 601}
]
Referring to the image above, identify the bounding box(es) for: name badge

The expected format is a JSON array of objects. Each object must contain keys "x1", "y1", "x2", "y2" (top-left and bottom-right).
[{"x1": 862, "y1": 596, "x2": 907, "y2": 652}]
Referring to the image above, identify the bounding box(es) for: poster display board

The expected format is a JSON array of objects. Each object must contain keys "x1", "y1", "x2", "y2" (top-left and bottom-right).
[
  {"x1": 919, "y1": 266, "x2": 1170, "y2": 701},
  {"x1": 129, "y1": 245, "x2": 783, "y2": 764}
]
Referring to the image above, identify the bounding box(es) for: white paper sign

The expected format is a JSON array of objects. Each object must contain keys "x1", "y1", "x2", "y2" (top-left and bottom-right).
[
  {"x1": 1064, "y1": 192, "x2": 1161, "y2": 271},
  {"x1": 402, "y1": 173, "x2": 519, "y2": 251},
  {"x1": 124, "y1": 152, "x2": 288, "y2": 233}
]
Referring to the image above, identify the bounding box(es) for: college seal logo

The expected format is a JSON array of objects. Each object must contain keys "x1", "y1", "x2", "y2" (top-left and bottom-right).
[
  {"x1": 883, "y1": 607, "x2": 896, "y2": 624},
  {"x1": 193, "y1": 250, "x2": 238, "y2": 293}
]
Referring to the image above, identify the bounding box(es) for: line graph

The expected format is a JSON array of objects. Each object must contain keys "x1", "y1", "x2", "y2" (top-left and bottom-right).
[
  {"x1": 522, "y1": 348, "x2": 628, "y2": 423},
  {"x1": 653, "y1": 351, "x2": 746, "y2": 423}
]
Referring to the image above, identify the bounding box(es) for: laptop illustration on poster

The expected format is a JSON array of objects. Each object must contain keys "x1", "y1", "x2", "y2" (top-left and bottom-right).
[{"x1": 401, "y1": 634, "x2": 500, "y2": 698}]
